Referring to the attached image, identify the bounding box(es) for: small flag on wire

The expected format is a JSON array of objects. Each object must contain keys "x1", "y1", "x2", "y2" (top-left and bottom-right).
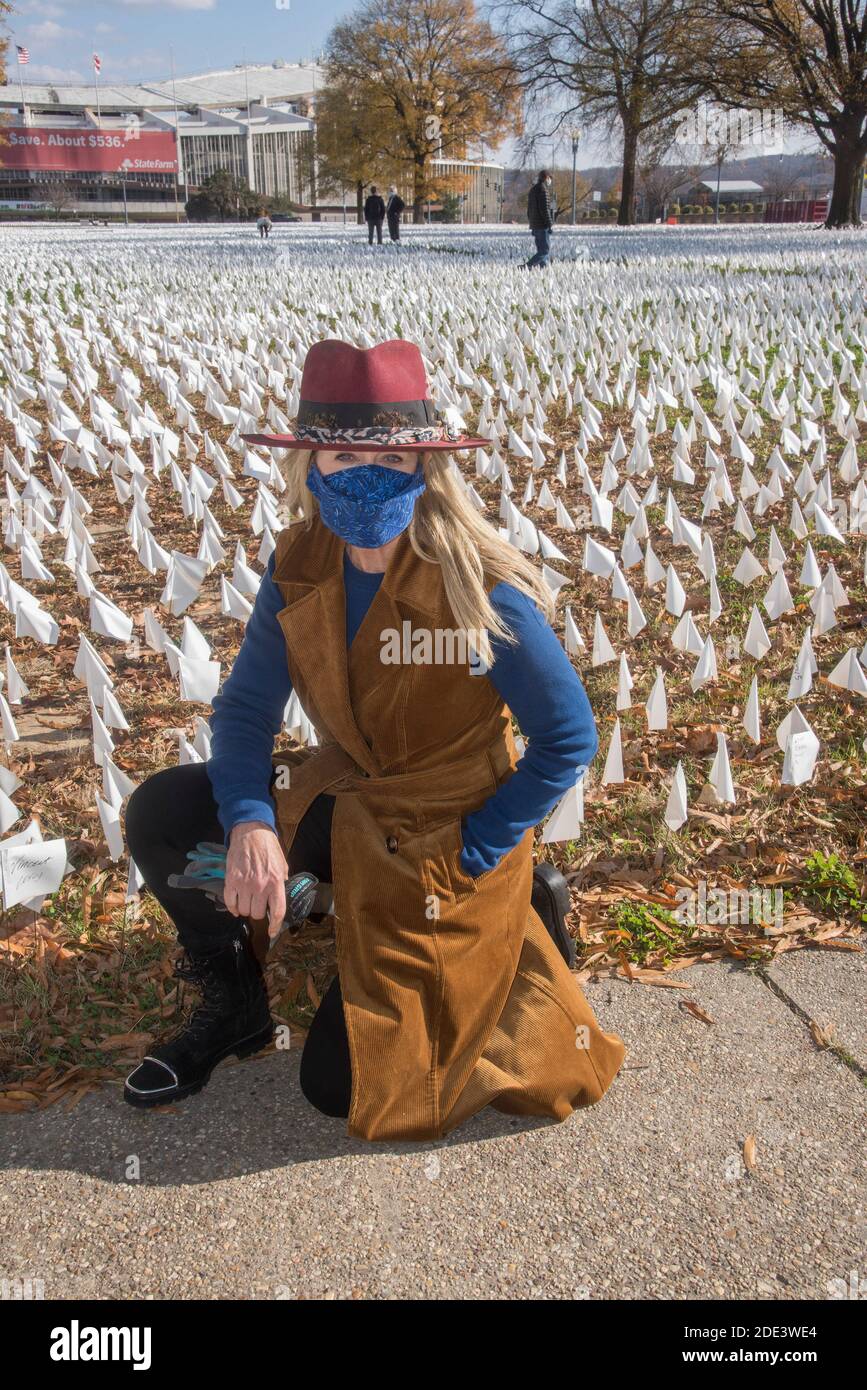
[
  {"x1": 16, "y1": 45, "x2": 30, "y2": 65},
  {"x1": 93, "y1": 53, "x2": 102, "y2": 74}
]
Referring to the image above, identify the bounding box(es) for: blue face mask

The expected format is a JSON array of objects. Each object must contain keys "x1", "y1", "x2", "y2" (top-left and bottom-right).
[{"x1": 306, "y1": 459, "x2": 427, "y2": 548}]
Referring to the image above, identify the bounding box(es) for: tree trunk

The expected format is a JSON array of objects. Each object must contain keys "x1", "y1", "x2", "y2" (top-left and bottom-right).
[
  {"x1": 825, "y1": 136, "x2": 865, "y2": 228},
  {"x1": 619, "y1": 125, "x2": 639, "y2": 227},
  {"x1": 356, "y1": 180, "x2": 364, "y2": 225},
  {"x1": 413, "y1": 154, "x2": 426, "y2": 224}
]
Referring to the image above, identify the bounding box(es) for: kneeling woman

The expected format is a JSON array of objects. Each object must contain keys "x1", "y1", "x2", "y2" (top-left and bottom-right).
[{"x1": 124, "y1": 338, "x2": 626, "y2": 1141}]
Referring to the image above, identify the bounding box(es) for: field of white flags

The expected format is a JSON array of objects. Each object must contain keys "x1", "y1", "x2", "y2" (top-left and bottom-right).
[{"x1": 1, "y1": 220, "x2": 866, "y2": 1111}]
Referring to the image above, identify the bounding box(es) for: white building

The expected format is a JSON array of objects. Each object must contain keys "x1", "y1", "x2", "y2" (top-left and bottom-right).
[
  {"x1": 428, "y1": 158, "x2": 504, "y2": 223},
  {"x1": 697, "y1": 179, "x2": 766, "y2": 203},
  {"x1": 0, "y1": 60, "x2": 502, "y2": 222},
  {"x1": 0, "y1": 61, "x2": 321, "y2": 216},
  {"x1": 0, "y1": 59, "x2": 325, "y2": 115}
]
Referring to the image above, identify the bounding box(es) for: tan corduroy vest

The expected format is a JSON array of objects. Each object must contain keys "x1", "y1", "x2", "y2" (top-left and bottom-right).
[{"x1": 267, "y1": 515, "x2": 626, "y2": 1141}]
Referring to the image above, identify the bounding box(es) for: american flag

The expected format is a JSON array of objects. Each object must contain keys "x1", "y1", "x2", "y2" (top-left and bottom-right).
[
  {"x1": 93, "y1": 53, "x2": 101, "y2": 74},
  {"x1": 16, "y1": 45, "x2": 30, "y2": 66}
]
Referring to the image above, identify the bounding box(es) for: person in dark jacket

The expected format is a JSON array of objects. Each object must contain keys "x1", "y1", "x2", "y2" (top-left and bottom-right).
[
  {"x1": 525, "y1": 170, "x2": 557, "y2": 268},
  {"x1": 386, "y1": 185, "x2": 405, "y2": 242},
  {"x1": 364, "y1": 187, "x2": 386, "y2": 244}
]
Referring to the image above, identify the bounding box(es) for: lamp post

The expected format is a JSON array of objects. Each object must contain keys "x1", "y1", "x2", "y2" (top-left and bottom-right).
[
  {"x1": 119, "y1": 158, "x2": 131, "y2": 225},
  {"x1": 570, "y1": 127, "x2": 581, "y2": 225},
  {"x1": 170, "y1": 46, "x2": 181, "y2": 223}
]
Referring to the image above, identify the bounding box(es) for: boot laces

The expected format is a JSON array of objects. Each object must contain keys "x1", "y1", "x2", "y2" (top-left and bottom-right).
[
  {"x1": 173, "y1": 951, "x2": 206, "y2": 987},
  {"x1": 165, "y1": 947, "x2": 237, "y2": 1041}
]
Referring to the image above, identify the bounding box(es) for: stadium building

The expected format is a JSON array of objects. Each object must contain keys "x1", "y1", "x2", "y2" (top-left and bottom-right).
[
  {"x1": 0, "y1": 62, "x2": 320, "y2": 217},
  {"x1": 0, "y1": 60, "x2": 504, "y2": 222}
]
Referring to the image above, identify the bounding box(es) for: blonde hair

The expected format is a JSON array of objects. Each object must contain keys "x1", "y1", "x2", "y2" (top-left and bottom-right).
[{"x1": 275, "y1": 449, "x2": 556, "y2": 667}]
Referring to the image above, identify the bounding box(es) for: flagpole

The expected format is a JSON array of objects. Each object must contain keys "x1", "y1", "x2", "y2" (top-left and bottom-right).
[
  {"x1": 95, "y1": 63, "x2": 101, "y2": 126},
  {"x1": 170, "y1": 46, "x2": 181, "y2": 224},
  {"x1": 16, "y1": 50, "x2": 27, "y2": 125}
]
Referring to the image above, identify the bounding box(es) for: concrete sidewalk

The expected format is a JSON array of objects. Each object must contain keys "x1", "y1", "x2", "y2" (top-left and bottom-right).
[{"x1": 1, "y1": 951, "x2": 864, "y2": 1300}]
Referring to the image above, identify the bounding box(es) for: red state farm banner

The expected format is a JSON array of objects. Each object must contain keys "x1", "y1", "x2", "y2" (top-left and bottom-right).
[{"x1": 0, "y1": 127, "x2": 178, "y2": 174}]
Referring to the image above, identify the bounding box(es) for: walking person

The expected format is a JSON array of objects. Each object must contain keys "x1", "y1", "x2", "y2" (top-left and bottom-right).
[
  {"x1": 122, "y1": 338, "x2": 626, "y2": 1140},
  {"x1": 385, "y1": 185, "x2": 405, "y2": 242},
  {"x1": 363, "y1": 186, "x2": 385, "y2": 245},
  {"x1": 525, "y1": 169, "x2": 557, "y2": 269},
  {"x1": 256, "y1": 210, "x2": 272, "y2": 240}
]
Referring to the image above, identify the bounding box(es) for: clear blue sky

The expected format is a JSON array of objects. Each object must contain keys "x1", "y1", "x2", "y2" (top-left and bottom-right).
[
  {"x1": 4, "y1": 0, "x2": 523, "y2": 162},
  {"x1": 5, "y1": 0, "x2": 817, "y2": 170},
  {"x1": 6, "y1": 0, "x2": 344, "y2": 86}
]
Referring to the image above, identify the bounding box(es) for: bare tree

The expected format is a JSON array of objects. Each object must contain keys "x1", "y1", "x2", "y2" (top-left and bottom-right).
[
  {"x1": 551, "y1": 164, "x2": 592, "y2": 218},
  {"x1": 636, "y1": 121, "x2": 707, "y2": 219},
  {"x1": 761, "y1": 154, "x2": 802, "y2": 204},
  {"x1": 0, "y1": 9, "x2": 17, "y2": 148},
  {"x1": 491, "y1": 0, "x2": 714, "y2": 225},
  {"x1": 43, "y1": 181, "x2": 77, "y2": 218},
  {"x1": 696, "y1": 1, "x2": 867, "y2": 228}
]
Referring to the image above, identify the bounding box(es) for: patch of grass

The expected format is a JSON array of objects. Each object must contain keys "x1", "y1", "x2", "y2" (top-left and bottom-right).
[
  {"x1": 801, "y1": 850, "x2": 867, "y2": 925},
  {"x1": 606, "y1": 898, "x2": 696, "y2": 966},
  {"x1": 421, "y1": 242, "x2": 479, "y2": 258}
]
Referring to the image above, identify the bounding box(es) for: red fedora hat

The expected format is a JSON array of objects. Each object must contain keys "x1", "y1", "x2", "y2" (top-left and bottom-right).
[{"x1": 242, "y1": 338, "x2": 493, "y2": 454}]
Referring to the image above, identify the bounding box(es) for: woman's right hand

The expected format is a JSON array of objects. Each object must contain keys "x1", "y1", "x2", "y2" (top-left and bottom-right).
[{"x1": 224, "y1": 821, "x2": 288, "y2": 938}]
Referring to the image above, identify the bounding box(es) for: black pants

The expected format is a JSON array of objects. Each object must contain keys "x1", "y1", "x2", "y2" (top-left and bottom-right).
[
  {"x1": 367, "y1": 217, "x2": 383, "y2": 244},
  {"x1": 387, "y1": 214, "x2": 400, "y2": 241},
  {"x1": 125, "y1": 763, "x2": 352, "y2": 1118}
]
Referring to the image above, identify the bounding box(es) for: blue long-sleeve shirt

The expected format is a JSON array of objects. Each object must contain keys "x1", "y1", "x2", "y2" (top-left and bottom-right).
[{"x1": 206, "y1": 549, "x2": 598, "y2": 877}]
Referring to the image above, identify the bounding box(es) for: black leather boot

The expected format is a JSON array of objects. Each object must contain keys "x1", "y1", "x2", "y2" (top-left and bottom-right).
[
  {"x1": 123, "y1": 923, "x2": 274, "y2": 1108},
  {"x1": 531, "y1": 863, "x2": 577, "y2": 968}
]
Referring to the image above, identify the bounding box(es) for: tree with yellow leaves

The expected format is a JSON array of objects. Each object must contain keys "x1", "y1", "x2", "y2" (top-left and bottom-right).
[
  {"x1": 315, "y1": 84, "x2": 406, "y2": 222},
  {"x1": 323, "y1": 0, "x2": 522, "y2": 223}
]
